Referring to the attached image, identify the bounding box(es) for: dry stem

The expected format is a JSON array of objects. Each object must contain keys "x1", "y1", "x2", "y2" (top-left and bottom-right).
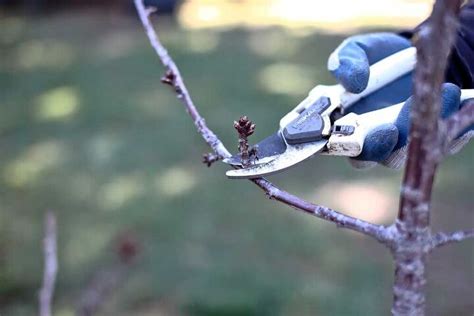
[
  {"x1": 431, "y1": 229, "x2": 474, "y2": 249},
  {"x1": 39, "y1": 211, "x2": 58, "y2": 316}
]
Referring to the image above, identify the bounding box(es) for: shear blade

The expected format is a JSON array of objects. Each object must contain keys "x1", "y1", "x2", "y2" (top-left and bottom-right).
[
  {"x1": 223, "y1": 131, "x2": 287, "y2": 166},
  {"x1": 226, "y1": 139, "x2": 327, "y2": 179}
]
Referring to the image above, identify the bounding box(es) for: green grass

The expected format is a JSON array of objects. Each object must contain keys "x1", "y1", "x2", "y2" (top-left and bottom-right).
[{"x1": 0, "y1": 12, "x2": 472, "y2": 316}]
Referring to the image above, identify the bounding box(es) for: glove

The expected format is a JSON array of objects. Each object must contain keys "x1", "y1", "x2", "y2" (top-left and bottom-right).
[
  {"x1": 357, "y1": 83, "x2": 472, "y2": 169},
  {"x1": 328, "y1": 32, "x2": 473, "y2": 169}
]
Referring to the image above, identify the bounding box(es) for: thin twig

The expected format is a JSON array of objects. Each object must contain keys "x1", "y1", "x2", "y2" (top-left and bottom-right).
[
  {"x1": 443, "y1": 99, "x2": 474, "y2": 144},
  {"x1": 134, "y1": 0, "x2": 230, "y2": 159},
  {"x1": 430, "y1": 229, "x2": 474, "y2": 249},
  {"x1": 39, "y1": 211, "x2": 58, "y2": 316},
  {"x1": 134, "y1": 0, "x2": 393, "y2": 245},
  {"x1": 253, "y1": 178, "x2": 394, "y2": 243}
]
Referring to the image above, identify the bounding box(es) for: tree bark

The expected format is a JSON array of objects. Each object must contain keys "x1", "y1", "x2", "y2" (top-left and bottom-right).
[{"x1": 392, "y1": 1, "x2": 462, "y2": 315}]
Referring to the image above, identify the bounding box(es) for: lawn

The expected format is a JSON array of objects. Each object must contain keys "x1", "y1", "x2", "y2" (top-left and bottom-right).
[{"x1": 0, "y1": 11, "x2": 472, "y2": 316}]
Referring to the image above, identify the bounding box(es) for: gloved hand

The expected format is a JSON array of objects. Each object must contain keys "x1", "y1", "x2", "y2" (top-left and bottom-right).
[{"x1": 328, "y1": 32, "x2": 473, "y2": 169}]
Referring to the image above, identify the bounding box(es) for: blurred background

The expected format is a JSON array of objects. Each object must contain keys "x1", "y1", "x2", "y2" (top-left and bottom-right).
[{"x1": 0, "y1": 0, "x2": 472, "y2": 315}]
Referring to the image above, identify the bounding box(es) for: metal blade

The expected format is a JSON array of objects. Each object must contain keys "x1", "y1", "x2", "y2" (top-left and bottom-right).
[
  {"x1": 223, "y1": 131, "x2": 287, "y2": 166},
  {"x1": 226, "y1": 139, "x2": 327, "y2": 179}
]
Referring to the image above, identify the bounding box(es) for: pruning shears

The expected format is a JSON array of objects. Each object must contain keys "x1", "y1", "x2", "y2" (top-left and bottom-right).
[{"x1": 224, "y1": 47, "x2": 474, "y2": 179}]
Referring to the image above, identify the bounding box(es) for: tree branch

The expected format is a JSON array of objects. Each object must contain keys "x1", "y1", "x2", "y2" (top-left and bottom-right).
[
  {"x1": 133, "y1": 0, "x2": 393, "y2": 245},
  {"x1": 253, "y1": 178, "x2": 393, "y2": 243},
  {"x1": 430, "y1": 229, "x2": 474, "y2": 249},
  {"x1": 392, "y1": 1, "x2": 462, "y2": 315},
  {"x1": 134, "y1": 0, "x2": 230, "y2": 159},
  {"x1": 39, "y1": 211, "x2": 58, "y2": 316},
  {"x1": 443, "y1": 99, "x2": 474, "y2": 144},
  {"x1": 398, "y1": 0, "x2": 461, "y2": 225}
]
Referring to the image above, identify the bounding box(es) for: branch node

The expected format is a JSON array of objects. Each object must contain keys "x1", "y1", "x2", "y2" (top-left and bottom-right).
[
  {"x1": 161, "y1": 70, "x2": 176, "y2": 86},
  {"x1": 161, "y1": 70, "x2": 184, "y2": 96},
  {"x1": 145, "y1": 6, "x2": 157, "y2": 17},
  {"x1": 202, "y1": 152, "x2": 222, "y2": 167}
]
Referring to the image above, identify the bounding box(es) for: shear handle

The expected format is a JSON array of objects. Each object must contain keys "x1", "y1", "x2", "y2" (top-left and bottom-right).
[
  {"x1": 325, "y1": 89, "x2": 474, "y2": 157},
  {"x1": 279, "y1": 47, "x2": 417, "y2": 129}
]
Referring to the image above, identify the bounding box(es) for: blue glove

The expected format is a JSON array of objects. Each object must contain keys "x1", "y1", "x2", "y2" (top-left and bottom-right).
[{"x1": 328, "y1": 32, "x2": 473, "y2": 169}]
